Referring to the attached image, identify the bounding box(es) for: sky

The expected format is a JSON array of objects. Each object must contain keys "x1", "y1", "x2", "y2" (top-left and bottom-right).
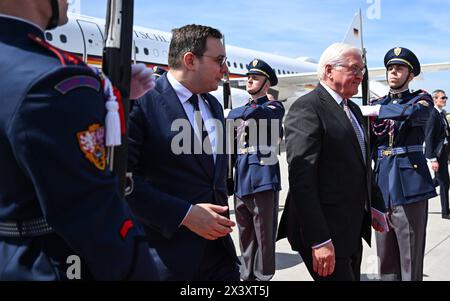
[{"x1": 74, "y1": 0, "x2": 450, "y2": 108}]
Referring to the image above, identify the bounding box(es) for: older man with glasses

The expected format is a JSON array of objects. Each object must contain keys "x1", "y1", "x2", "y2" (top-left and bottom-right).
[
  {"x1": 425, "y1": 90, "x2": 450, "y2": 220},
  {"x1": 278, "y1": 43, "x2": 385, "y2": 281}
]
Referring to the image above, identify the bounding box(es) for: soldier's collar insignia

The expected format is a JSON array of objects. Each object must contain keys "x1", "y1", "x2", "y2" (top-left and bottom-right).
[
  {"x1": 394, "y1": 47, "x2": 402, "y2": 56},
  {"x1": 153, "y1": 66, "x2": 158, "y2": 72},
  {"x1": 252, "y1": 59, "x2": 258, "y2": 67},
  {"x1": 77, "y1": 124, "x2": 106, "y2": 171}
]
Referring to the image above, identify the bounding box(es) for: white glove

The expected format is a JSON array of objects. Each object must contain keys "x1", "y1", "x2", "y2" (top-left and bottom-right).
[
  {"x1": 359, "y1": 104, "x2": 381, "y2": 117},
  {"x1": 224, "y1": 108, "x2": 231, "y2": 118},
  {"x1": 129, "y1": 63, "x2": 156, "y2": 99}
]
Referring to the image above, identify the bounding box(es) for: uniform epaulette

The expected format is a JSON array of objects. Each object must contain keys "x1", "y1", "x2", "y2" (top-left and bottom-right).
[{"x1": 28, "y1": 33, "x2": 85, "y2": 67}]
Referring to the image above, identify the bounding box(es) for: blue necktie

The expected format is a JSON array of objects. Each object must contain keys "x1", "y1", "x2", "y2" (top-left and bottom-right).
[{"x1": 342, "y1": 99, "x2": 366, "y2": 162}]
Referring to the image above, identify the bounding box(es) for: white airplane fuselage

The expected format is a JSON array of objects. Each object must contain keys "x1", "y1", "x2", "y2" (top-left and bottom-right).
[{"x1": 46, "y1": 13, "x2": 318, "y2": 107}]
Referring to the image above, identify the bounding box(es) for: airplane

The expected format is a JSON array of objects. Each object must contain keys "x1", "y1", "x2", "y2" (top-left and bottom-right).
[{"x1": 45, "y1": 12, "x2": 450, "y2": 110}]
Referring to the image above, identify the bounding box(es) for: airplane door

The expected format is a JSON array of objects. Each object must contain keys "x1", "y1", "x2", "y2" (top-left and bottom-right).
[{"x1": 76, "y1": 20, "x2": 104, "y2": 62}]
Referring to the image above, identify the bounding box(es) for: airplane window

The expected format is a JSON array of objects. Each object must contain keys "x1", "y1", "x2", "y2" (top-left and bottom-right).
[
  {"x1": 233, "y1": 62, "x2": 237, "y2": 68},
  {"x1": 283, "y1": 70, "x2": 286, "y2": 74},
  {"x1": 88, "y1": 39, "x2": 93, "y2": 44},
  {"x1": 240, "y1": 63, "x2": 243, "y2": 69},
  {"x1": 144, "y1": 48, "x2": 149, "y2": 55},
  {"x1": 135, "y1": 46, "x2": 139, "y2": 54},
  {"x1": 153, "y1": 49, "x2": 159, "y2": 57},
  {"x1": 60, "y1": 34, "x2": 67, "y2": 43},
  {"x1": 227, "y1": 61, "x2": 231, "y2": 67},
  {"x1": 45, "y1": 32, "x2": 53, "y2": 41},
  {"x1": 278, "y1": 69, "x2": 281, "y2": 74}
]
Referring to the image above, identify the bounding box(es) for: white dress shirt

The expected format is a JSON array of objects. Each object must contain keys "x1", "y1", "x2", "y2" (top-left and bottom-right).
[{"x1": 167, "y1": 72, "x2": 217, "y2": 162}]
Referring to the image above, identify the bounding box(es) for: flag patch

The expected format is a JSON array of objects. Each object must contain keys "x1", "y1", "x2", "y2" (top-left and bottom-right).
[{"x1": 77, "y1": 124, "x2": 106, "y2": 170}]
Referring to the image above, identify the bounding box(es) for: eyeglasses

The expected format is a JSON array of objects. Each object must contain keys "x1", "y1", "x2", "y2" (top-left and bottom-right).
[
  {"x1": 196, "y1": 54, "x2": 228, "y2": 68},
  {"x1": 334, "y1": 64, "x2": 366, "y2": 76},
  {"x1": 436, "y1": 96, "x2": 448, "y2": 100}
]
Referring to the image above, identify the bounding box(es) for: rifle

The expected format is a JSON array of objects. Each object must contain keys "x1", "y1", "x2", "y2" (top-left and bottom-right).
[
  {"x1": 359, "y1": 9, "x2": 371, "y2": 147},
  {"x1": 102, "y1": 0, "x2": 134, "y2": 196},
  {"x1": 222, "y1": 36, "x2": 234, "y2": 196}
]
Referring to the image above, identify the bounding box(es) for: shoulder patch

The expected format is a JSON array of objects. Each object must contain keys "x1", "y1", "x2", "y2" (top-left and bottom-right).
[
  {"x1": 55, "y1": 76, "x2": 101, "y2": 94},
  {"x1": 77, "y1": 124, "x2": 106, "y2": 171}
]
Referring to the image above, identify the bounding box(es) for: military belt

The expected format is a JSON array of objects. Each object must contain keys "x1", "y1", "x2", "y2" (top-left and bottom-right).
[
  {"x1": 0, "y1": 217, "x2": 54, "y2": 237},
  {"x1": 238, "y1": 145, "x2": 276, "y2": 155},
  {"x1": 377, "y1": 145, "x2": 423, "y2": 158}
]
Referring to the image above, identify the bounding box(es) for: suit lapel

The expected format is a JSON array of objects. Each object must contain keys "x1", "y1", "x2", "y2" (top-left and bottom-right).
[{"x1": 317, "y1": 84, "x2": 365, "y2": 165}]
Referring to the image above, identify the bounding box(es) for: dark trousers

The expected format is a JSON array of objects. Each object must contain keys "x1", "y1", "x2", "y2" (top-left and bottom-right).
[
  {"x1": 196, "y1": 239, "x2": 240, "y2": 281},
  {"x1": 299, "y1": 242, "x2": 363, "y2": 281},
  {"x1": 160, "y1": 239, "x2": 240, "y2": 281},
  {"x1": 436, "y1": 145, "x2": 450, "y2": 215},
  {"x1": 234, "y1": 190, "x2": 279, "y2": 281}
]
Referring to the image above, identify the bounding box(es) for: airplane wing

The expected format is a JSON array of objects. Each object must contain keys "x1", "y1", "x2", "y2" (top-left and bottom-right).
[{"x1": 230, "y1": 72, "x2": 319, "y2": 100}]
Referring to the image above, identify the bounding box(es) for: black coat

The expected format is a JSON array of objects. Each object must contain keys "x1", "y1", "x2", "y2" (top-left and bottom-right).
[{"x1": 277, "y1": 83, "x2": 384, "y2": 258}]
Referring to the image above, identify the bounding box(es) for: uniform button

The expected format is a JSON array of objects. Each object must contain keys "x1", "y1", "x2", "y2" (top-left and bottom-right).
[{"x1": 413, "y1": 164, "x2": 418, "y2": 169}]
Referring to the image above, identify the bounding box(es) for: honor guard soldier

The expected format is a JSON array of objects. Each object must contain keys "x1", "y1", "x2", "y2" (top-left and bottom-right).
[
  {"x1": 0, "y1": 0, "x2": 158, "y2": 280},
  {"x1": 152, "y1": 66, "x2": 167, "y2": 79},
  {"x1": 360, "y1": 47, "x2": 436, "y2": 281},
  {"x1": 227, "y1": 59, "x2": 285, "y2": 281}
]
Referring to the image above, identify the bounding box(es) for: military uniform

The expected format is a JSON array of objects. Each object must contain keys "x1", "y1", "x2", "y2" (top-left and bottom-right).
[
  {"x1": 0, "y1": 15, "x2": 157, "y2": 280},
  {"x1": 370, "y1": 47, "x2": 435, "y2": 281},
  {"x1": 227, "y1": 59, "x2": 284, "y2": 281}
]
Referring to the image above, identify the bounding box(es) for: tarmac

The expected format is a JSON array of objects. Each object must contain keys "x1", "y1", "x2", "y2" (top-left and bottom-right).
[{"x1": 227, "y1": 152, "x2": 450, "y2": 281}]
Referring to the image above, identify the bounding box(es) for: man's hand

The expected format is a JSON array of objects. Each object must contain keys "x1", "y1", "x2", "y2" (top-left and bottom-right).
[
  {"x1": 181, "y1": 204, "x2": 235, "y2": 240},
  {"x1": 130, "y1": 63, "x2": 156, "y2": 99},
  {"x1": 431, "y1": 161, "x2": 439, "y2": 172},
  {"x1": 312, "y1": 241, "x2": 335, "y2": 277}
]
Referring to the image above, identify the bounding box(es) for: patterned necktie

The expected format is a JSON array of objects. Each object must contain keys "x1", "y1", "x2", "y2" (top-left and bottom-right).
[
  {"x1": 341, "y1": 99, "x2": 366, "y2": 162},
  {"x1": 187, "y1": 94, "x2": 213, "y2": 158},
  {"x1": 442, "y1": 111, "x2": 450, "y2": 137}
]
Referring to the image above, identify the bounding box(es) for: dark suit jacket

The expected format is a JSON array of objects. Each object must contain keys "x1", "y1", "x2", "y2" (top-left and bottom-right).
[
  {"x1": 126, "y1": 74, "x2": 238, "y2": 280},
  {"x1": 277, "y1": 83, "x2": 384, "y2": 258},
  {"x1": 425, "y1": 107, "x2": 449, "y2": 160}
]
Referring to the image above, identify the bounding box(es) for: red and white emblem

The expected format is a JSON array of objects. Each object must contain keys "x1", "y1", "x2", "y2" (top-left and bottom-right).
[{"x1": 77, "y1": 124, "x2": 106, "y2": 170}]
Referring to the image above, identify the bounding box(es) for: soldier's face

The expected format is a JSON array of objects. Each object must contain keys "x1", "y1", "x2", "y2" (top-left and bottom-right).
[
  {"x1": 434, "y1": 92, "x2": 447, "y2": 109},
  {"x1": 329, "y1": 52, "x2": 364, "y2": 99},
  {"x1": 387, "y1": 64, "x2": 413, "y2": 89},
  {"x1": 246, "y1": 74, "x2": 268, "y2": 94}
]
